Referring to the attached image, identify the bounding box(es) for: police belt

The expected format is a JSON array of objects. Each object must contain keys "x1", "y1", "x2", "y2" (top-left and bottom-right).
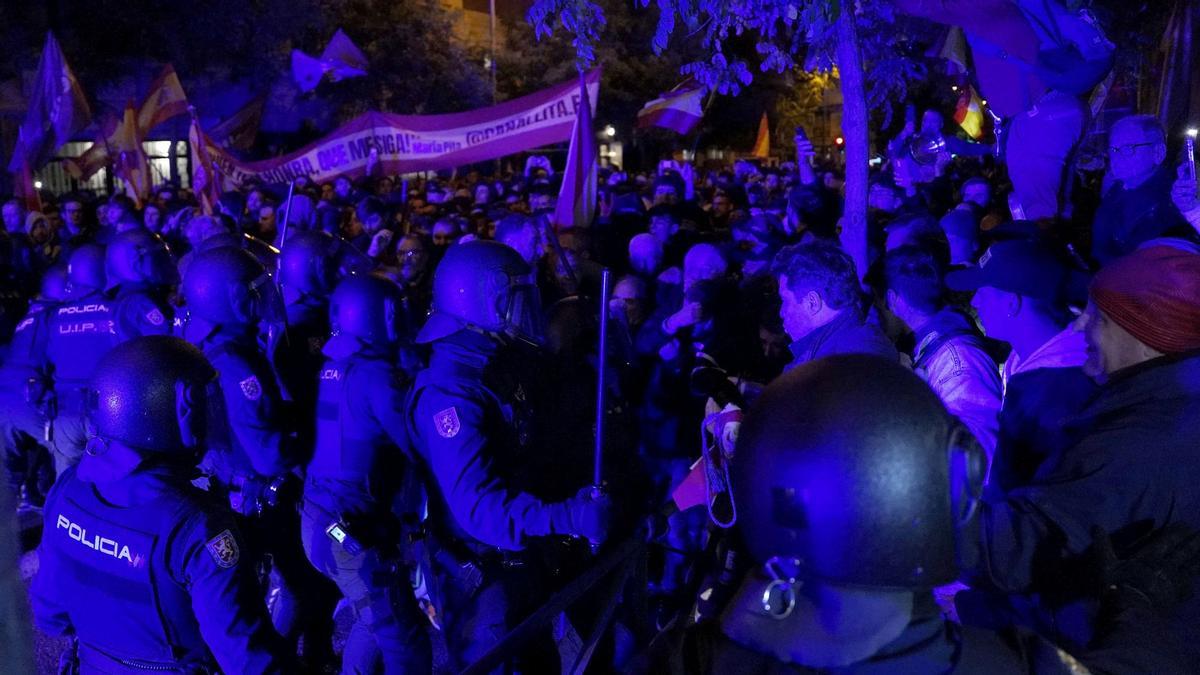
[
  {"x1": 53, "y1": 381, "x2": 89, "y2": 416},
  {"x1": 78, "y1": 640, "x2": 213, "y2": 674},
  {"x1": 299, "y1": 495, "x2": 402, "y2": 552}
]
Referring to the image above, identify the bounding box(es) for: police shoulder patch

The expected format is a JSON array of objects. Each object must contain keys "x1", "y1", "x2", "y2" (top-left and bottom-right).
[
  {"x1": 205, "y1": 529, "x2": 239, "y2": 568},
  {"x1": 145, "y1": 307, "x2": 165, "y2": 326},
  {"x1": 239, "y1": 375, "x2": 262, "y2": 401},
  {"x1": 434, "y1": 406, "x2": 461, "y2": 438}
]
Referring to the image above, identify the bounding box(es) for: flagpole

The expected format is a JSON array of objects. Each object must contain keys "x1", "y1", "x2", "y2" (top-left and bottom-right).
[{"x1": 688, "y1": 89, "x2": 718, "y2": 160}]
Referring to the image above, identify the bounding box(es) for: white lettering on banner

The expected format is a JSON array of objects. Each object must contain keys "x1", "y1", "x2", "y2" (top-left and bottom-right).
[
  {"x1": 56, "y1": 513, "x2": 144, "y2": 567},
  {"x1": 201, "y1": 72, "x2": 600, "y2": 188},
  {"x1": 319, "y1": 368, "x2": 341, "y2": 381}
]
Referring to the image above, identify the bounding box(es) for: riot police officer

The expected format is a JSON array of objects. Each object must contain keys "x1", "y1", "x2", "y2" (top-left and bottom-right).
[
  {"x1": 103, "y1": 228, "x2": 178, "y2": 335},
  {"x1": 29, "y1": 335, "x2": 291, "y2": 672},
  {"x1": 181, "y1": 245, "x2": 336, "y2": 664},
  {"x1": 42, "y1": 242, "x2": 168, "y2": 474},
  {"x1": 275, "y1": 230, "x2": 339, "y2": 447},
  {"x1": 302, "y1": 273, "x2": 432, "y2": 674},
  {"x1": 1, "y1": 266, "x2": 67, "y2": 507},
  {"x1": 635, "y1": 354, "x2": 1198, "y2": 674},
  {"x1": 406, "y1": 240, "x2": 610, "y2": 670}
]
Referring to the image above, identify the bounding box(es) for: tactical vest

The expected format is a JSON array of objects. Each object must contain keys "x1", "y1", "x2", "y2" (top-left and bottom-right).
[
  {"x1": 0, "y1": 301, "x2": 55, "y2": 386},
  {"x1": 198, "y1": 336, "x2": 280, "y2": 486},
  {"x1": 307, "y1": 353, "x2": 407, "y2": 516},
  {"x1": 41, "y1": 468, "x2": 214, "y2": 671},
  {"x1": 45, "y1": 295, "x2": 123, "y2": 413}
]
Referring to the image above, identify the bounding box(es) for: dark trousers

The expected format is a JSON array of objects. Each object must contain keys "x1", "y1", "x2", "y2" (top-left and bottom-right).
[{"x1": 300, "y1": 508, "x2": 432, "y2": 674}]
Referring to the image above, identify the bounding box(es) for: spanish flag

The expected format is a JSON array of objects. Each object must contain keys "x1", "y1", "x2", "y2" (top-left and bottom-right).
[
  {"x1": 954, "y1": 85, "x2": 986, "y2": 140},
  {"x1": 751, "y1": 112, "x2": 770, "y2": 158},
  {"x1": 112, "y1": 101, "x2": 151, "y2": 207},
  {"x1": 636, "y1": 85, "x2": 705, "y2": 134},
  {"x1": 188, "y1": 108, "x2": 224, "y2": 216},
  {"x1": 65, "y1": 65, "x2": 187, "y2": 180}
]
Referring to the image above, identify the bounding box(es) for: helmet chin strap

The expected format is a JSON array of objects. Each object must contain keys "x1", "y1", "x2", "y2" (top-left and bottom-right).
[{"x1": 723, "y1": 569, "x2": 915, "y2": 669}]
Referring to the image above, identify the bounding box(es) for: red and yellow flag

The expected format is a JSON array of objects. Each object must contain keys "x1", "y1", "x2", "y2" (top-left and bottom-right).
[
  {"x1": 751, "y1": 112, "x2": 770, "y2": 158},
  {"x1": 188, "y1": 109, "x2": 223, "y2": 215},
  {"x1": 66, "y1": 64, "x2": 187, "y2": 180},
  {"x1": 552, "y1": 72, "x2": 599, "y2": 230},
  {"x1": 112, "y1": 101, "x2": 151, "y2": 206},
  {"x1": 954, "y1": 85, "x2": 986, "y2": 140}
]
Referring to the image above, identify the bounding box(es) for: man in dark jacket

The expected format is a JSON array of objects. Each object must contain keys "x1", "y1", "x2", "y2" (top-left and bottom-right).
[
  {"x1": 965, "y1": 243, "x2": 1200, "y2": 662},
  {"x1": 774, "y1": 240, "x2": 898, "y2": 369},
  {"x1": 1091, "y1": 116, "x2": 1188, "y2": 266}
]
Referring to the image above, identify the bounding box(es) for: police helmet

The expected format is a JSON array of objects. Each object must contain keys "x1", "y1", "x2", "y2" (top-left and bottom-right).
[
  {"x1": 85, "y1": 335, "x2": 216, "y2": 455},
  {"x1": 329, "y1": 273, "x2": 405, "y2": 348},
  {"x1": 181, "y1": 246, "x2": 279, "y2": 328},
  {"x1": 39, "y1": 265, "x2": 70, "y2": 302},
  {"x1": 416, "y1": 240, "x2": 544, "y2": 345},
  {"x1": 66, "y1": 244, "x2": 107, "y2": 297},
  {"x1": 105, "y1": 228, "x2": 179, "y2": 290},
  {"x1": 279, "y1": 230, "x2": 338, "y2": 297},
  {"x1": 731, "y1": 355, "x2": 984, "y2": 591}
]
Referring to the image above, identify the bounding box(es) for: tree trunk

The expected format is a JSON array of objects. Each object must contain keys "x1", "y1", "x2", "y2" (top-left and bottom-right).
[{"x1": 835, "y1": 7, "x2": 870, "y2": 282}]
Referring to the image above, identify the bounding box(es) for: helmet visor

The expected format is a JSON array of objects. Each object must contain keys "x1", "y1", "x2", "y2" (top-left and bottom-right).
[
  {"x1": 502, "y1": 278, "x2": 545, "y2": 345},
  {"x1": 249, "y1": 271, "x2": 287, "y2": 327}
]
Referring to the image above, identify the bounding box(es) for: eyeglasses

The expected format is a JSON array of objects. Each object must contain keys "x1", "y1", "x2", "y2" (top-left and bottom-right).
[
  {"x1": 399, "y1": 249, "x2": 426, "y2": 258},
  {"x1": 1108, "y1": 142, "x2": 1156, "y2": 157}
]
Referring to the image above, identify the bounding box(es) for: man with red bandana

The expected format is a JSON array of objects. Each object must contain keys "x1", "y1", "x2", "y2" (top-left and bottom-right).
[{"x1": 960, "y1": 242, "x2": 1200, "y2": 666}]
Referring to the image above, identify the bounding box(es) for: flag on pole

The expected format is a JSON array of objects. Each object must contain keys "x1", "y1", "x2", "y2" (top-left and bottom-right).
[
  {"x1": 12, "y1": 159, "x2": 42, "y2": 213},
  {"x1": 209, "y1": 95, "x2": 266, "y2": 151},
  {"x1": 936, "y1": 26, "x2": 971, "y2": 75},
  {"x1": 112, "y1": 101, "x2": 151, "y2": 207},
  {"x1": 137, "y1": 65, "x2": 189, "y2": 133},
  {"x1": 751, "y1": 112, "x2": 770, "y2": 158},
  {"x1": 292, "y1": 29, "x2": 369, "y2": 93},
  {"x1": 65, "y1": 64, "x2": 187, "y2": 180},
  {"x1": 636, "y1": 85, "x2": 705, "y2": 134},
  {"x1": 188, "y1": 108, "x2": 223, "y2": 215},
  {"x1": 7, "y1": 31, "x2": 90, "y2": 204},
  {"x1": 936, "y1": 27, "x2": 990, "y2": 140},
  {"x1": 954, "y1": 85, "x2": 986, "y2": 140},
  {"x1": 552, "y1": 72, "x2": 598, "y2": 230}
]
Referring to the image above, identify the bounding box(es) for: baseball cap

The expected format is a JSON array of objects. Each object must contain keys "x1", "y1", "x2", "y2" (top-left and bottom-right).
[{"x1": 945, "y1": 239, "x2": 1070, "y2": 300}]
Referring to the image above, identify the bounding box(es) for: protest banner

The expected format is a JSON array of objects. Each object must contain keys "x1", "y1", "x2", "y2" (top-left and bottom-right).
[{"x1": 199, "y1": 69, "x2": 600, "y2": 187}]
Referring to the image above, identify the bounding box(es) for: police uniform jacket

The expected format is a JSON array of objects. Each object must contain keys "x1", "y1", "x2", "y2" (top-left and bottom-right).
[
  {"x1": 406, "y1": 330, "x2": 577, "y2": 552},
  {"x1": 193, "y1": 326, "x2": 293, "y2": 504},
  {"x1": 31, "y1": 464, "x2": 287, "y2": 673},
  {"x1": 305, "y1": 337, "x2": 416, "y2": 524},
  {"x1": 43, "y1": 288, "x2": 171, "y2": 415}
]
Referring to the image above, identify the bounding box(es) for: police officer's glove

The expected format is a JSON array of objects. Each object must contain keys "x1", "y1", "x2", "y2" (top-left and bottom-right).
[
  {"x1": 1092, "y1": 524, "x2": 1200, "y2": 614},
  {"x1": 564, "y1": 487, "x2": 612, "y2": 546}
]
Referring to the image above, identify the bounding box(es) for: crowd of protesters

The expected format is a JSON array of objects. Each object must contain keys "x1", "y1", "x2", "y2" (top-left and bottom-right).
[{"x1": 3, "y1": 106, "x2": 1200, "y2": 673}]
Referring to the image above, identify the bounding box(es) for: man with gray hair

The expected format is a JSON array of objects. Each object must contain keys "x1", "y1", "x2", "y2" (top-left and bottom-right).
[{"x1": 1092, "y1": 114, "x2": 1188, "y2": 266}]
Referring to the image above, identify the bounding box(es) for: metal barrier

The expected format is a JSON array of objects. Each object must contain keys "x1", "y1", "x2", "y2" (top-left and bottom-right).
[{"x1": 460, "y1": 533, "x2": 651, "y2": 675}]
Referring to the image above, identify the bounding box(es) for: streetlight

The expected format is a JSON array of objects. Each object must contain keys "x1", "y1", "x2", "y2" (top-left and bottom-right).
[
  {"x1": 33, "y1": 180, "x2": 42, "y2": 189},
  {"x1": 1187, "y1": 128, "x2": 1198, "y2": 139},
  {"x1": 604, "y1": 124, "x2": 616, "y2": 138}
]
